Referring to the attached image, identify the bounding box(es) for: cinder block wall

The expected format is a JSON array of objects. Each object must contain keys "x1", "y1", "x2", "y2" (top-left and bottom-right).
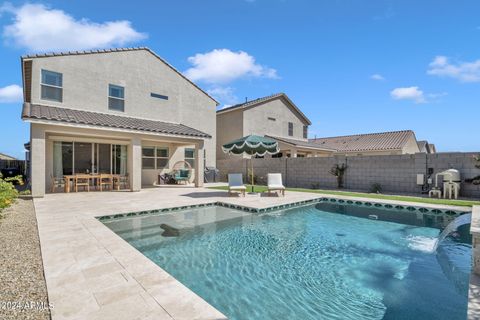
[{"x1": 217, "y1": 152, "x2": 480, "y2": 198}]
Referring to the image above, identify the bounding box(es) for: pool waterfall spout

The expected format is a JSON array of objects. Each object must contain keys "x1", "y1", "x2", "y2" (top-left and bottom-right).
[{"x1": 433, "y1": 213, "x2": 472, "y2": 251}]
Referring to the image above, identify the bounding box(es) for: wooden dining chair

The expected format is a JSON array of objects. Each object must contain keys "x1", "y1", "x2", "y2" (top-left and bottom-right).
[
  {"x1": 50, "y1": 174, "x2": 65, "y2": 193},
  {"x1": 99, "y1": 174, "x2": 113, "y2": 191},
  {"x1": 119, "y1": 173, "x2": 129, "y2": 190},
  {"x1": 75, "y1": 175, "x2": 90, "y2": 192}
]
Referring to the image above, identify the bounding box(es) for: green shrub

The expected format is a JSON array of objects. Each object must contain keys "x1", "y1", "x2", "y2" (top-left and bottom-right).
[
  {"x1": 370, "y1": 183, "x2": 382, "y2": 194},
  {"x1": 0, "y1": 174, "x2": 22, "y2": 211},
  {"x1": 329, "y1": 163, "x2": 347, "y2": 189}
]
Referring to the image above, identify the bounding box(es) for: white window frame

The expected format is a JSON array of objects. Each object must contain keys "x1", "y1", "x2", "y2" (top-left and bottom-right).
[
  {"x1": 141, "y1": 146, "x2": 169, "y2": 170},
  {"x1": 185, "y1": 148, "x2": 195, "y2": 168},
  {"x1": 41, "y1": 69, "x2": 63, "y2": 102},
  {"x1": 108, "y1": 84, "x2": 125, "y2": 112},
  {"x1": 156, "y1": 147, "x2": 169, "y2": 169}
]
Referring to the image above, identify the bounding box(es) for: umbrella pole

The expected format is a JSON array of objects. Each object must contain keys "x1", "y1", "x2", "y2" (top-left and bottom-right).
[{"x1": 251, "y1": 157, "x2": 254, "y2": 193}]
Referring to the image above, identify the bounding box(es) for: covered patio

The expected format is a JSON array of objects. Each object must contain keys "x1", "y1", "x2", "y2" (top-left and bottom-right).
[{"x1": 24, "y1": 103, "x2": 210, "y2": 197}]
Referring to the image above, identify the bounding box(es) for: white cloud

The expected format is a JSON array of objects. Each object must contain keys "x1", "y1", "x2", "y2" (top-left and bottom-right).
[
  {"x1": 0, "y1": 84, "x2": 22, "y2": 103},
  {"x1": 427, "y1": 55, "x2": 480, "y2": 82},
  {"x1": 370, "y1": 73, "x2": 385, "y2": 81},
  {"x1": 390, "y1": 86, "x2": 426, "y2": 103},
  {"x1": 184, "y1": 49, "x2": 278, "y2": 84},
  {"x1": 1, "y1": 3, "x2": 146, "y2": 52},
  {"x1": 208, "y1": 86, "x2": 239, "y2": 106}
]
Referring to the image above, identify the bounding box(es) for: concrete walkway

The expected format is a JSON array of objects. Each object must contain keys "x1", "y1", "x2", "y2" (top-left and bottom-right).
[{"x1": 33, "y1": 187, "x2": 320, "y2": 320}]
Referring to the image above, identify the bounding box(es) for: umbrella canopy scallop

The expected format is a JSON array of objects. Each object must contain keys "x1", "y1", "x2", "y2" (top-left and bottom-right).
[{"x1": 222, "y1": 135, "x2": 279, "y2": 157}]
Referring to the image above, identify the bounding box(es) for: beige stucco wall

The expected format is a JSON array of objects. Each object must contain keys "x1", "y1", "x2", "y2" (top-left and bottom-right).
[
  {"x1": 216, "y1": 109, "x2": 244, "y2": 160},
  {"x1": 27, "y1": 49, "x2": 217, "y2": 167},
  {"x1": 242, "y1": 98, "x2": 309, "y2": 141}
]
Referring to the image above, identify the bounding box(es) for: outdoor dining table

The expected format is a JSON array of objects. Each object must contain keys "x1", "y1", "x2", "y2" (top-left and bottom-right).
[{"x1": 63, "y1": 174, "x2": 121, "y2": 193}]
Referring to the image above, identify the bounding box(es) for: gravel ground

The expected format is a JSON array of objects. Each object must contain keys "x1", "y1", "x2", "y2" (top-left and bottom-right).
[{"x1": 0, "y1": 197, "x2": 51, "y2": 320}]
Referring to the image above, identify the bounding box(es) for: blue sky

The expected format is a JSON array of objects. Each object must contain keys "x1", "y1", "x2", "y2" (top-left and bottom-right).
[{"x1": 0, "y1": 0, "x2": 479, "y2": 159}]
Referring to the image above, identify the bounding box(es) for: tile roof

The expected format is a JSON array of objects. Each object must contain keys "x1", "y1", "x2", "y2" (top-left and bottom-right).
[
  {"x1": 216, "y1": 93, "x2": 312, "y2": 125},
  {"x1": 266, "y1": 135, "x2": 335, "y2": 152},
  {"x1": 0, "y1": 153, "x2": 18, "y2": 160},
  {"x1": 309, "y1": 130, "x2": 415, "y2": 152},
  {"x1": 21, "y1": 47, "x2": 218, "y2": 106},
  {"x1": 22, "y1": 104, "x2": 211, "y2": 139}
]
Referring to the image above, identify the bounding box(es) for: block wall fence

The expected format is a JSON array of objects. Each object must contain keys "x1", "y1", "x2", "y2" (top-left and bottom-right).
[{"x1": 217, "y1": 152, "x2": 480, "y2": 198}]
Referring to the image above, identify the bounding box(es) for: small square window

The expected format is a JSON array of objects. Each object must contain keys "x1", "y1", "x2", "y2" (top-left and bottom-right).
[
  {"x1": 42, "y1": 70, "x2": 62, "y2": 87},
  {"x1": 156, "y1": 158, "x2": 169, "y2": 169},
  {"x1": 157, "y1": 148, "x2": 169, "y2": 158},
  {"x1": 142, "y1": 147, "x2": 155, "y2": 157},
  {"x1": 109, "y1": 85, "x2": 124, "y2": 99},
  {"x1": 142, "y1": 158, "x2": 155, "y2": 169}
]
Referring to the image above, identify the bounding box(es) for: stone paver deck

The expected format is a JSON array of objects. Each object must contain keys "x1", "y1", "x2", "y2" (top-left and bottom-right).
[{"x1": 33, "y1": 186, "x2": 473, "y2": 319}]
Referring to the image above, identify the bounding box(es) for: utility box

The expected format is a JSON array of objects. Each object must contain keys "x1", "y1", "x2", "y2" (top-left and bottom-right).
[{"x1": 416, "y1": 174, "x2": 425, "y2": 185}]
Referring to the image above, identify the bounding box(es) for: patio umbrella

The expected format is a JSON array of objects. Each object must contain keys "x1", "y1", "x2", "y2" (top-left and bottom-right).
[{"x1": 222, "y1": 135, "x2": 279, "y2": 193}]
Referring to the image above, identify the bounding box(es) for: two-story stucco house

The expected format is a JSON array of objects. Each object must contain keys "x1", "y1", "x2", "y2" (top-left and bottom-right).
[
  {"x1": 21, "y1": 47, "x2": 218, "y2": 197},
  {"x1": 216, "y1": 93, "x2": 335, "y2": 159}
]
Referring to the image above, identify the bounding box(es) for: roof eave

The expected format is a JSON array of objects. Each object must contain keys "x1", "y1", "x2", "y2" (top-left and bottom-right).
[{"x1": 22, "y1": 117, "x2": 212, "y2": 140}]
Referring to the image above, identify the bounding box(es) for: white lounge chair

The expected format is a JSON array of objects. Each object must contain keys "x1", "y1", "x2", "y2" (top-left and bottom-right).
[
  {"x1": 228, "y1": 173, "x2": 246, "y2": 197},
  {"x1": 267, "y1": 173, "x2": 285, "y2": 196}
]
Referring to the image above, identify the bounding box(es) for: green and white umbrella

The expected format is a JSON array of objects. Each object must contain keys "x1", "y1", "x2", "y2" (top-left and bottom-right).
[{"x1": 222, "y1": 135, "x2": 279, "y2": 193}]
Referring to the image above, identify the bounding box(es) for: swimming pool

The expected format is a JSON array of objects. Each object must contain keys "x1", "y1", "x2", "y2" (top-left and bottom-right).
[{"x1": 103, "y1": 202, "x2": 471, "y2": 320}]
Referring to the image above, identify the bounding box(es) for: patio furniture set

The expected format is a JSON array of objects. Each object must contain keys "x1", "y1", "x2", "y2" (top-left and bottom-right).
[
  {"x1": 51, "y1": 173, "x2": 129, "y2": 193},
  {"x1": 228, "y1": 173, "x2": 285, "y2": 197},
  {"x1": 158, "y1": 161, "x2": 193, "y2": 185}
]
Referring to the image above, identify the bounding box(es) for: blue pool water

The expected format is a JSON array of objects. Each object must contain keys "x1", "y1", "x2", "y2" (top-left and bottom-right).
[{"x1": 104, "y1": 203, "x2": 471, "y2": 320}]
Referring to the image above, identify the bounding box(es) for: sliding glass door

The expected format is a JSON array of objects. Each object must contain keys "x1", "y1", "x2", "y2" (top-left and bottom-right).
[
  {"x1": 112, "y1": 145, "x2": 127, "y2": 175},
  {"x1": 97, "y1": 144, "x2": 111, "y2": 174},
  {"x1": 74, "y1": 142, "x2": 92, "y2": 174},
  {"x1": 53, "y1": 142, "x2": 73, "y2": 176},
  {"x1": 52, "y1": 141, "x2": 128, "y2": 177}
]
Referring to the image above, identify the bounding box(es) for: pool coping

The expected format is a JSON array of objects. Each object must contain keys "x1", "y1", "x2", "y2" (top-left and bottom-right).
[{"x1": 97, "y1": 196, "x2": 470, "y2": 222}]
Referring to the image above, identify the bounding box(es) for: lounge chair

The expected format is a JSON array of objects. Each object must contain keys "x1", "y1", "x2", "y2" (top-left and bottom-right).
[
  {"x1": 228, "y1": 173, "x2": 246, "y2": 197},
  {"x1": 267, "y1": 173, "x2": 285, "y2": 196}
]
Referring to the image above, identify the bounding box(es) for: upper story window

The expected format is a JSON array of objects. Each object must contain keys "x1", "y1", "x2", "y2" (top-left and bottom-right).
[
  {"x1": 268, "y1": 117, "x2": 276, "y2": 121},
  {"x1": 303, "y1": 125, "x2": 308, "y2": 139},
  {"x1": 41, "y1": 69, "x2": 63, "y2": 102},
  {"x1": 288, "y1": 122, "x2": 293, "y2": 136},
  {"x1": 108, "y1": 84, "x2": 125, "y2": 112}
]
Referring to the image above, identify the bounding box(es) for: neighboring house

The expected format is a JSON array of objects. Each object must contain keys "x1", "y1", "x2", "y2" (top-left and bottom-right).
[
  {"x1": 0, "y1": 153, "x2": 18, "y2": 160},
  {"x1": 216, "y1": 93, "x2": 334, "y2": 159},
  {"x1": 417, "y1": 140, "x2": 436, "y2": 154},
  {"x1": 309, "y1": 130, "x2": 422, "y2": 156},
  {"x1": 21, "y1": 47, "x2": 218, "y2": 197}
]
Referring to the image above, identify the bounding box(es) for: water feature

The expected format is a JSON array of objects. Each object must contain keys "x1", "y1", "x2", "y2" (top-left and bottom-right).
[{"x1": 433, "y1": 213, "x2": 472, "y2": 251}]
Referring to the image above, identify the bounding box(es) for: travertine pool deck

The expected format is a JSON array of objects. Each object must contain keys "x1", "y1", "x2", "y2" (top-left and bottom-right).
[{"x1": 33, "y1": 186, "x2": 473, "y2": 320}]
